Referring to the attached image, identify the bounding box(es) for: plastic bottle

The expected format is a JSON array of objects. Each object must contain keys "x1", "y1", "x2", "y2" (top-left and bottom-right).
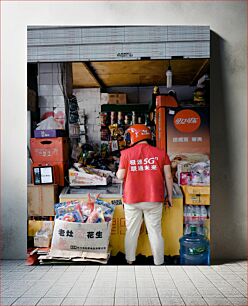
[
  {"x1": 191, "y1": 205, "x2": 197, "y2": 223},
  {"x1": 132, "y1": 111, "x2": 136, "y2": 124},
  {"x1": 179, "y1": 225, "x2": 210, "y2": 265},
  {"x1": 166, "y1": 65, "x2": 173, "y2": 88},
  {"x1": 197, "y1": 225, "x2": 204, "y2": 236},
  {"x1": 187, "y1": 205, "x2": 193, "y2": 223},
  {"x1": 195, "y1": 206, "x2": 201, "y2": 223},
  {"x1": 207, "y1": 206, "x2": 210, "y2": 218},
  {"x1": 184, "y1": 224, "x2": 191, "y2": 235},
  {"x1": 200, "y1": 206, "x2": 208, "y2": 221},
  {"x1": 184, "y1": 206, "x2": 188, "y2": 223}
]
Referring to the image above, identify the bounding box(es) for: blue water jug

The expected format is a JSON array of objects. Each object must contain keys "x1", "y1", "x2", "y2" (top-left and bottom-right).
[{"x1": 179, "y1": 225, "x2": 210, "y2": 265}]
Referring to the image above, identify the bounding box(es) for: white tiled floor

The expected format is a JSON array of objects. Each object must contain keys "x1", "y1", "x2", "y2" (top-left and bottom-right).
[{"x1": 0, "y1": 260, "x2": 247, "y2": 305}]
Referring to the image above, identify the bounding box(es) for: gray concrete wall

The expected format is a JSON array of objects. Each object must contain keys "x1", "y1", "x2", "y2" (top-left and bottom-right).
[{"x1": 1, "y1": 2, "x2": 246, "y2": 260}]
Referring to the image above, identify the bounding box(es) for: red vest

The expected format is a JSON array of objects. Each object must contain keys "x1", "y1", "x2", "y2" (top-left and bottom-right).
[{"x1": 119, "y1": 143, "x2": 170, "y2": 204}]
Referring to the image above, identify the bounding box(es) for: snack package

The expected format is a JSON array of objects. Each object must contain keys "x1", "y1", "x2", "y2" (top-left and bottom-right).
[
  {"x1": 54, "y1": 201, "x2": 84, "y2": 223},
  {"x1": 87, "y1": 210, "x2": 100, "y2": 223},
  {"x1": 62, "y1": 213, "x2": 75, "y2": 222},
  {"x1": 87, "y1": 193, "x2": 95, "y2": 212}
]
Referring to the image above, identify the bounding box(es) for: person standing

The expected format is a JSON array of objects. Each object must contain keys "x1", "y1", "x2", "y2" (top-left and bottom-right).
[{"x1": 116, "y1": 124, "x2": 173, "y2": 265}]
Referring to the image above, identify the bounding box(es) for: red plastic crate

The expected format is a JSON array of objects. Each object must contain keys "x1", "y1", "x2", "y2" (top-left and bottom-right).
[
  {"x1": 30, "y1": 137, "x2": 69, "y2": 163},
  {"x1": 31, "y1": 161, "x2": 68, "y2": 186}
]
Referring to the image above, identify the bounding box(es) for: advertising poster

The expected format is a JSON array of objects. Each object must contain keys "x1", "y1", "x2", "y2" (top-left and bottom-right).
[{"x1": 166, "y1": 107, "x2": 210, "y2": 156}]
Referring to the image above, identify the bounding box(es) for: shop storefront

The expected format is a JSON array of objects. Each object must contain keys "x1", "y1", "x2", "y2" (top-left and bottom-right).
[{"x1": 27, "y1": 26, "x2": 210, "y2": 265}]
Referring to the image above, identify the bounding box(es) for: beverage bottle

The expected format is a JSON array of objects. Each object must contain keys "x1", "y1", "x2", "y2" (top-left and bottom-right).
[
  {"x1": 166, "y1": 66, "x2": 173, "y2": 88},
  {"x1": 200, "y1": 206, "x2": 208, "y2": 221},
  {"x1": 124, "y1": 115, "x2": 129, "y2": 126},
  {"x1": 191, "y1": 205, "x2": 196, "y2": 223},
  {"x1": 132, "y1": 111, "x2": 136, "y2": 124},
  {"x1": 197, "y1": 225, "x2": 204, "y2": 236},
  {"x1": 110, "y1": 112, "x2": 116, "y2": 125},
  {"x1": 207, "y1": 206, "x2": 210, "y2": 218},
  {"x1": 195, "y1": 206, "x2": 201, "y2": 223},
  {"x1": 187, "y1": 205, "x2": 193, "y2": 223},
  {"x1": 184, "y1": 205, "x2": 188, "y2": 223},
  {"x1": 184, "y1": 224, "x2": 191, "y2": 235},
  {"x1": 179, "y1": 225, "x2": 210, "y2": 265}
]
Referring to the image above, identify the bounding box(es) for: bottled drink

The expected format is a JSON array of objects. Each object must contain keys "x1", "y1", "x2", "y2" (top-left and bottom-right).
[
  {"x1": 207, "y1": 206, "x2": 210, "y2": 218},
  {"x1": 144, "y1": 114, "x2": 149, "y2": 126},
  {"x1": 191, "y1": 205, "x2": 196, "y2": 223},
  {"x1": 117, "y1": 112, "x2": 124, "y2": 125},
  {"x1": 179, "y1": 225, "x2": 210, "y2": 265},
  {"x1": 110, "y1": 112, "x2": 116, "y2": 125},
  {"x1": 195, "y1": 206, "x2": 201, "y2": 223},
  {"x1": 124, "y1": 115, "x2": 130, "y2": 126},
  {"x1": 187, "y1": 205, "x2": 193, "y2": 223},
  {"x1": 132, "y1": 111, "x2": 136, "y2": 124},
  {"x1": 197, "y1": 225, "x2": 204, "y2": 236},
  {"x1": 184, "y1": 205, "x2": 188, "y2": 223},
  {"x1": 166, "y1": 66, "x2": 173, "y2": 88},
  {"x1": 184, "y1": 224, "x2": 191, "y2": 235},
  {"x1": 200, "y1": 206, "x2": 208, "y2": 221}
]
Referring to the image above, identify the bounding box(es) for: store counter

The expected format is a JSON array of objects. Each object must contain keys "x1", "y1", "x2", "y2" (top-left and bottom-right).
[{"x1": 59, "y1": 183, "x2": 183, "y2": 256}]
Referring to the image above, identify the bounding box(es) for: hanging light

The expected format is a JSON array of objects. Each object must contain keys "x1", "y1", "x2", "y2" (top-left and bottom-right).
[{"x1": 166, "y1": 60, "x2": 173, "y2": 88}]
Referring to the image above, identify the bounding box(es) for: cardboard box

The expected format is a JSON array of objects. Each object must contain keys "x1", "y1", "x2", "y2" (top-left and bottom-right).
[
  {"x1": 100, "y1": 93, "x2": 127, "y2": 105},
  {"x1": 108, "y1": 93, "x2": 126, "y2": 104},
  {"x1": 181, "y1": 185, "x2": 210, "y2": 205},
  {"x1": 38, "y1": 250, "x2": 109, "y2": 264},
  {"x1": 34, "y1": 235, "x2": 51, "y2": 248},
  {"x1": 28, "y1": 220, "x2": 54, "y2": 237},
  {"x1": 27, "y1": 184, "x2": 58, "y2": 216},
  {"x1": 50, "y1": 219, "x2": 112, "y2": 254}
]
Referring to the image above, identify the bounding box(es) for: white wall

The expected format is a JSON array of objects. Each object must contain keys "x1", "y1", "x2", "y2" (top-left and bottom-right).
[
  {"x1": 73, "y1": 88, "x2": 101, "y2": 145},
  {"x1": 1, "y1": 1, "x2": 246, "y2": 260}
]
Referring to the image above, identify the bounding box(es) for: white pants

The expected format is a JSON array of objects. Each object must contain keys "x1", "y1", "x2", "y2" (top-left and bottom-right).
[{"x1": 124, "y1": 202, "x2": 164, "y2": 265}]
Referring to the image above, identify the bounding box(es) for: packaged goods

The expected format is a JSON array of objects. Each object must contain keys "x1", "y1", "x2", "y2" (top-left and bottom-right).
[
  {"x1": 54, "y1": 197, "x2": 115, "y2": 225},
  {"x1": 55, "y1": 201, "x2": 84, "y2": 223},
  {"x1": 69, "y1": 164, "x2": 112, "y2": 186},
  {"x1": 181, "y1": 185, "x2": 210, "y2": 205},
  {"x1": 36, "y1": 116, "x2": 63, "y2": 130},
  {"x1": 87, "y1": 210, "x2": 102, "y2": 223},
  {"x1": 34, "y1": 221, "x2": 54, "y2": 248},
  {"x1": 87, "y1": 193, "x2": 95, "y2": 212},
  {"x1": 191, "y1": 161, "x2": 210, "y2": 185}
]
